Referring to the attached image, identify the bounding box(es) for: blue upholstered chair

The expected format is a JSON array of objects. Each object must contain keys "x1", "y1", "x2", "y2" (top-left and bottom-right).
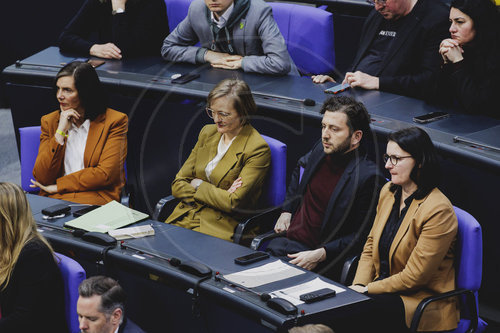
[
  {"x1": 410, "y1": 206, "x2": 488, "y2": 332},
  {"x1": 268, "y1": 2, "x2": 335, "y2": 75},
  {"x1": 19, "y1": 126, "x2": 41, "y2": 193},
  {"x1": 56, "y1": 252, "x2": 86, "y2": 333},
  {"x1": 18, "y1": 126, "x2": 130, "y2": 206},
  {"x1": 164, "y1": 0, "x2": 192, "y2": 32},
  {"x1": 153, "y1": 134, "x2": 287, "y2": 245}
]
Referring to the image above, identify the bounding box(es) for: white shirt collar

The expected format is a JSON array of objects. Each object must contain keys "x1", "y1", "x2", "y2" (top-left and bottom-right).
[{"x1": 210, "y1": 2, "x2": 234, "y2": 29}]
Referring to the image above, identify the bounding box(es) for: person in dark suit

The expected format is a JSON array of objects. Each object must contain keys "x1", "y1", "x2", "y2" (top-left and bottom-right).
[
  {"x1": 266, "y1": 96, "x2": 385, "y2": 278},
  {"x1": 312, "y1": 0, "x2": 449, "y2": 99},
  {"x1": 77, "y1": 276, "x2": 145, "y2": 333},
  {"x1": 0, "y1": 182, "x2": 67, "y2": 333},
  {"x1": 59, "y1": 0, "x2": 169, "y2": 58}
]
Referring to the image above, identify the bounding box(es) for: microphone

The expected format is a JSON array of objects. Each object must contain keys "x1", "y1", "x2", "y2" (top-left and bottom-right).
[
  {"x1": 37, "y1": 221, "x2": 85, "y2": 237},
  {"x1": 120, "y1": 242, "x2": 182, "y2": 267},
  {"x1": 252, "y1": 91, "x2": 316, "y2": 106},
  {"x1": 15, "y1": 60, "x2": 63, "y2": 69},
  {"x1": 214, "y1": 272, "x2": 271, "y2": 301}
]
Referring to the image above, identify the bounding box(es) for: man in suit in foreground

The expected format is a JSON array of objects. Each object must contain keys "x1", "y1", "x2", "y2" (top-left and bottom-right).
[
  {"x1": 161, "y1": 0, "x2": 296, "y2": 75},
  {"x1": 77, "y1": 276, "x2": 144, "y2": 333},
  {"x1": 266, "y1": 96, "x2": 386, "y2": 279},
  {"x1": 312, "y1": 0, "x2": 449, "y2": 98}
]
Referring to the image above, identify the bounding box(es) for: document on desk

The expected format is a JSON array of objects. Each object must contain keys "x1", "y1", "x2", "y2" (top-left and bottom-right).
[
  {"x1": 224, "y1": 260, "x2": 306, "y2": 288},
  {"x1": 270, "y1": 277, "x2": 346, "y2": 305},
  {"x1": 65, "y1": 201, "x2": 149, "y2": 232}
]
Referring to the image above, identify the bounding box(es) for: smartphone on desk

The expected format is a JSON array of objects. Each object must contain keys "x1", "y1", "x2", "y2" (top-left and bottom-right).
[
  {"x1": 73, "y1": 205, "x2": 100, "y2": 217},
  {"x1": 88, "y1": 59, "x2": 105, "y2": 68},
  {"x1": 324, "y1": 83, "x2": 350, "y2": 94},
  {"x1": 234, "y1": 251, "x2": 270, "y2": 265},
  {"x1": 413, "y1": 111, "x2": 449, "y2": 124},
  {"x1": 171, "y1": 73, "x2": 200, "y2": 84}
]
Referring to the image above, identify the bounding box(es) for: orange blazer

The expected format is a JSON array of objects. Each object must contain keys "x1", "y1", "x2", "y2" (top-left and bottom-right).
[
  {"x1": 33, "y1": 108, "x2": 127, "y2": 205},
  {"x1": 353, "y1": 183, "x2": 459, "y2": 331}
]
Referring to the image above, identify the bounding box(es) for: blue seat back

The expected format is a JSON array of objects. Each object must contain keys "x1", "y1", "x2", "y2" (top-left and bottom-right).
[
  {"x1": 452, "y1": 206, "x2": 487, "y2": 332},
  {"x1": 164, "y1": 0, "x2": 192, "y2": 32},
  {"x1": 268, "y1": 2, "x2": 335, "y2": 75},
  {"x1": 261, "y1": 135, "x2": 286, "y2": 207},
  {"x1": 56, "y1": 252, "x2": 86, "y2": 333},
  {"x1": 19, "y1": 126, "x2": 41, "y2": 193}
]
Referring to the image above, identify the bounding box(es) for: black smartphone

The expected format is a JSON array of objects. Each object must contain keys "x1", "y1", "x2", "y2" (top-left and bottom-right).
[
  {"x1": 299, "y1": 288, "x2": 336, "y2": 303},
  {"x1": 234, "y1": 251, "x2": 270, "y2": 265},
  {"x1": 41, "y1": 204, "x2": 71, "y2": 217},
  {"x1": 413, "y1": 111, "x2": 449, "y2": 124},
  {"x1": 73, "y1": 205, "x2": 100, "y2": 217},
  {"x1": 171, "y1": 73, "x2": 200, "y2": 84},
  {"x1": 324, "y1": 83, "x2": 350, "y2": 94},
  {"x1": 88, "y1": 59, "x2": 105, "y2": 68}
]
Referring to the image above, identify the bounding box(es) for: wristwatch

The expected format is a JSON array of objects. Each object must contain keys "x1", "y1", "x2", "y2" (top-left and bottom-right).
[{"x1": 112, "y1": 8, "x2": 125, "y2": 15}]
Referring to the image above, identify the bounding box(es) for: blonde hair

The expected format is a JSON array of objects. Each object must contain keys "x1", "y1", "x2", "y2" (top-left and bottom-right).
[
  {"x1": 207, "y1": 79, "x2": 257, "y2": 126},
  {"x1": 0, "y1": 182, "x2": 54, "y2": 290}
]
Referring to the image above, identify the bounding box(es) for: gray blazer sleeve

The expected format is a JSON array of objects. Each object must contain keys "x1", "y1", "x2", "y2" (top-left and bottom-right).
[
  {"x1": 240, "y1": 4, "x2": 291, "y2": 75},
  {"x1": 161, "y1": 1, "x2": 207, "y2": 64}
]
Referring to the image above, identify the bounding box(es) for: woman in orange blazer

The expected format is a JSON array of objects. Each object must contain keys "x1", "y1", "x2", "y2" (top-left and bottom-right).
[
  {"x1": 31, "y1": 61, "x2": 127, "y2": 205},
  {"x1": 335, "y1": 127, "x2": 459, "y2": 332}
]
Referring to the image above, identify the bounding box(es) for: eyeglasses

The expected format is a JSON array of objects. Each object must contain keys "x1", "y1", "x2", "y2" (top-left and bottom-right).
[
  {"x1": 206, "y1": 107, "x2": 231, "y2": 119},
  {"x1": 383, "y1": 154, "x2": 412, "y2": 166},
  {"x1": 366, "y1": 0, "x2": 387, "y2": 5}
]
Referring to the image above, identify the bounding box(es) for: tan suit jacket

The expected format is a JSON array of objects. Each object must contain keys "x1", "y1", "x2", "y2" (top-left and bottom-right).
[
  {"x1": 353, "y1": 183, "x2": 459, "y2": 331},
  {"x1": 33, "y1": 108, "x2": 127, "y2": 205},
  {"x1": 166, "y1": 124, "x2": 271, "y2": 241}
]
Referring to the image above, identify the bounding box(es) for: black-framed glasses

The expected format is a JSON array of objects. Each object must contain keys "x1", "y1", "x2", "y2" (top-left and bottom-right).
[
  {"x1": 206, "y1": 107, "x2": 231, "y2": 119},
  {"x1": 366, "y1": 0, "x2": 387, "y2": 5},
  {"x1": 383, "y1": 154, "x2": 412, "y2": 166}
]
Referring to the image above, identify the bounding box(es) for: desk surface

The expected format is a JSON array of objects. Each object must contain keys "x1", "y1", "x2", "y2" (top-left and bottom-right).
[
  {"x1": 5, "y1": 47, "x2": 500, "y2": 170},
  {"x1": 28, "y1": 194, "x2": 369, "y2": 331}
]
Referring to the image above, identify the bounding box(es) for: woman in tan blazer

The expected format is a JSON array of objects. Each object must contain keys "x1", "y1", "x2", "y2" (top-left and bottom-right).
[
  {"x1": 31, "y1": 61, "x2": 127, "y2": 205},
  {"x1": 166, "y1": 79, "x2": 271, "y2": 241},
  {"x1": 335, "y1": 127, "x2": 459, "y2": 332}
]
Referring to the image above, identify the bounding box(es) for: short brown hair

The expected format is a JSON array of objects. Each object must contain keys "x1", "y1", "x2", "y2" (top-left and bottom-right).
[{"x1": 207, "y1": 79, "x2": 257, "y2": 125}]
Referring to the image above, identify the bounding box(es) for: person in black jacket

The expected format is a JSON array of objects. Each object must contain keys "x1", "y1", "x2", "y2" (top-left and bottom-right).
[
  {"x1": 77, "y1": 276, "x2": 145, "y2": 333},
  {"x1": 430, "y1": 0, "x2": 500, "y2": 117},
  {"x1": 312, "y1": 0, "x2": 449, "y2": 99},
  {"x1": 59, "y1": 0, "x2": 169, "y2": 59},
  {"x1": 0, "y1": 182, "x2": 67, "y2": 333},
  {"x1": 266, "y1": 96, "x2": 385, "y2": 279}
]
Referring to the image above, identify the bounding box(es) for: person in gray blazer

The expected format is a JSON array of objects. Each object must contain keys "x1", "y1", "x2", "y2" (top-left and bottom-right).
[{"x1": 161, "y1": 0, "x2": 297, "y2": 75}]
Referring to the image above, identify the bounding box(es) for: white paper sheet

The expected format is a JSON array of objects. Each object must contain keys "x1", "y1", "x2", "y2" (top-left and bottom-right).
[
  {"x1": 224, "y1": 260, "x2": 306, "y2": 288},
  {"x1": 270, "y1": 277, "x2": 345, "y2": 305}
]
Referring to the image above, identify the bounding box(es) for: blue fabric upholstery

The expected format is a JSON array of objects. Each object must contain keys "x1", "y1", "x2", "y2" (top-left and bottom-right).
[
  {"x1": 19, "y1": 126, "x2": 41, "y2": 193},
  {"x1": 261, "y1": 135, "x2": 287, "y2": 207},
  {"x1": 55, "y1": 252, "x2": 86, "y2": 333},
  {"x1": 268, "y1": 2, "x2": 335, "y2": 75},
  {"x1": 164, "y1": 0, "x2": 192, "y2": 32},
  {"x1": 452, "y1": 206, "x2": 488, "y2": 333}
]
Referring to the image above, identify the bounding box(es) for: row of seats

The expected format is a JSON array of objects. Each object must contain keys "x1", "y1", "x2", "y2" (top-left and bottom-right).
[
  {"x1": 163, "y1": 0, "x2": 336, "y2": 75},
  {"x1": 20, "y1": 127, "x2": 487, "y2": 332}
]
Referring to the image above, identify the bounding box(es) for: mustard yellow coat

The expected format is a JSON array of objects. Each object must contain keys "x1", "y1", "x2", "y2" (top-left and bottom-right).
[
  {"x1": 353, "y1": 183, "x2": 459, "y2": 331},
  {"x1": 166, "y1": 124, "x2": 271, "y2": 241}
]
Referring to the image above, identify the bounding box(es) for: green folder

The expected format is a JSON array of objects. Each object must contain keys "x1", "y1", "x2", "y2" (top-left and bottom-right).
[{"x1": 65, "y1": 200, "x2": 149, "y2": 233}]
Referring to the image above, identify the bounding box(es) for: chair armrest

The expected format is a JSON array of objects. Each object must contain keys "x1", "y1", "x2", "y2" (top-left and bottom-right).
[
  {"x1": 250, "y1": 230, "x2": 286, "y2": 251},
  {"x1": 410, "y1": 288, "x2": 477, "y2": 333},
  {"x1": 153, "y1": 195, "x2": 179, "y2": 221},
  {"x1": 120, "y1": 184, "x2": 133, "y2": 208},
  {"x1": 233, "y1": 207, "x2": 282, "y2": 245},
  {"x1": 339, "y1": 255, "x2": 359, "y2": 286}
]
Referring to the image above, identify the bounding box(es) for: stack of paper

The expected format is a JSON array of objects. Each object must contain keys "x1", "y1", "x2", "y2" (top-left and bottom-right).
[
  {"x1": 224, "y1": 260, "x2": 306, "y2": 288},
  {"x1": 65, "y1": 200, "x2": 149, "y2": 232},
  {"x1": 108, "y1": 225, "x2": 155, "y2": 240}
]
